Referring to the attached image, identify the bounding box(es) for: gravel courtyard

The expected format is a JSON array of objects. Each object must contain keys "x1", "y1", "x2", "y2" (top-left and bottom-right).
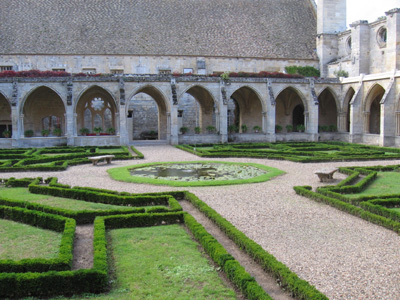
[{"x1": 4, "y1": 145, "x2": 400, "y2": 300}]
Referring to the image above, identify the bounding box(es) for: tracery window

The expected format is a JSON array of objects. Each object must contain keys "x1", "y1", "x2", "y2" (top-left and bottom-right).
[
  {"x1": 82, "y1": 97, "x2": 114, "y2": 133},
  {"x1": 42, "y1": 115, "x2": 61, "y2": 131}
]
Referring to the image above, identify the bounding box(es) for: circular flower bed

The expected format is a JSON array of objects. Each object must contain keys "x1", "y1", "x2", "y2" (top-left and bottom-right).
[{"x1": 108, "y1": 161, "x2": 284, "y2": 187}]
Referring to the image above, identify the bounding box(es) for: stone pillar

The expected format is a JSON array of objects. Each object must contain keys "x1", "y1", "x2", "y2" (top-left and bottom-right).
[
  {"x1": 396, "y1": 111, "x2": 400, "y2": 136},
  {"x1": 350, "y1": 21, "x2": 370, "y2": 75},
  {"x1": 385, "y1": 9, "x2": 400, "y2": 71},
  {"x1": 119, "y1": 111, "x2": 129, "y2": 145},
  {"x1": 66, "y1": 106, "x2": 74, "y2": 146},
  {"x1": 19, "y1": 114, "x2": 24, "y2": 138},
  {"x1": 166, "y1": 112, "x2": 171, "y2": 144},
  {"x1": 363, "y1": 112, "x2": 370, "y2": 133},
  {"x1": 170, "y1": 106, "x2": 179, "y2": 145},
  {"x1": 338, "y1": 112, "x2": 347, "y2": 132},
  {"x1": 11, "y1": 106, "x2": 20, "y2": 147},
  {"x1": 219, "y1": 105, "x2": 228, "y2": 143}
]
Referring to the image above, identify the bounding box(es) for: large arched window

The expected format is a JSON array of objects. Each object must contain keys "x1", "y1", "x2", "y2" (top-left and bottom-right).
[{"x1": 82, "y1": 97, "x2": 113, "y2": 131}]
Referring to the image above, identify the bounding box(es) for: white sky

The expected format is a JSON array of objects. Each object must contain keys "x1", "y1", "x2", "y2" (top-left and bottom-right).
[{"x1": 347, "y1": 0, "x2": 400, "y2": 25}]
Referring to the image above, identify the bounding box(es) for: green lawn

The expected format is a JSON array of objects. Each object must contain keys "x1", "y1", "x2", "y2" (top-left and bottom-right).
[
  {"x1": 0, "y1": 219, "x2": 61, "y2": 260},
  {"x1": 345, "y1": 172, "x2": 400, "y2": 197},
  {"x1": 50, "y1": 225, "x2": 237, "y2": 300},
  {"x1": 0, "y1": 187, "x2": 134, "y2": 211}
]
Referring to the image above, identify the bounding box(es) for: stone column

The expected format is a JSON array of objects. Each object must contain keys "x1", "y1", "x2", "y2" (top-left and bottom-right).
[
  {"x1": 19, "y1": 114, "x2": 24, "y2": 138},
  {"x1": 66, "y1": 106, "x2": 74, "y2": 146},
  {"x1": 363, "y1": 112, "x2": 370, "y2": 133},
  {"x1": 170, "y1": 106, "x2": 179, "y2": 145},
  {"x1": 219, "y1": 105, "x2": 228, "y2": 143},
  {"x1": 11, "y1": 106, "x2": 20, "y2": 147},
  {"x1": 118, "y1": 111, "x2": 129, "y2": 145},
  {"x1": 338, "y1": 112, "x2": 347, "y2": 132}
]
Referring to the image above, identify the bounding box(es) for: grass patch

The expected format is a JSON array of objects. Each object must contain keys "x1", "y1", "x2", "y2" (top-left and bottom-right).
[
  {"x1": 0, "y1": 187, "x2": 134, "y2": 211},
  {"x1": 108, "y1": 160, "x2": 284, "y2": 187},
  {"x1": 0, "y1": 218, "x2": 61, "y2": 260},
  {"x1": 347, "y1": 172, "x2": 400, "y2": 196},
  {"x1": 50, "y1": 225, "x2": 237, "y2": 300}
]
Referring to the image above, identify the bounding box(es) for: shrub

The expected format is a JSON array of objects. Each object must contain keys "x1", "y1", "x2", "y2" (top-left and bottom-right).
[
  {"x1": 285, "y1": 66, "x2": 320, "y2": 77},
  {"x1": 24, "y1": 130, "x2": 34, "y2": 137}
]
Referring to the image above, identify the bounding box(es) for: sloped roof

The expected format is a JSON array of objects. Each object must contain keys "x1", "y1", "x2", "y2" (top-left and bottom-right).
[{"x1": 0, "y1": 0, "x2": 317, "y2": 59}]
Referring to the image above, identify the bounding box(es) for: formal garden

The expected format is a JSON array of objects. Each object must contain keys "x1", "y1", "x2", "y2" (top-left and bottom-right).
[
  {"x1": 1, "y1": 142, "x2": 400, "y2": 299},
  {"x1": 176, "y1": 142, "x2": 400, "y2": 162},
  {"x1": 0, "y1": 146, "x2": 144, "y2": 171},
  {"x1": 0, "y1": 176, "x2": 327, "y2": 300}
]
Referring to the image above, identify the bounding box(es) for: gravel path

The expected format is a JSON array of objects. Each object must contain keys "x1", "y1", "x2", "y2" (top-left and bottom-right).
[{"x1": 5, "y1": 145, "x2": 400, "y2": 300}]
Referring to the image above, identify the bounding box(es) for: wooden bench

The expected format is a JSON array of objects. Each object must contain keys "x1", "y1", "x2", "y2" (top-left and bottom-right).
[
  {"x1": 88, "y1": 155, "x2": 115, "y2": 166},
  {"x1": 314, "y1": 168, "x2": 338, "y2": 182}
]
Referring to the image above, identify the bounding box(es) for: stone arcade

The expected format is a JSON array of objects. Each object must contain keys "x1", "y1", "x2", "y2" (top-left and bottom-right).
[{"x1": 0, "y1": 0, "x2": 400, "y2": 148}]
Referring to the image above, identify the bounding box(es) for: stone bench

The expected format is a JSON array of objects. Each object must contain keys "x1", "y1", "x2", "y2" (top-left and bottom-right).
[
  {"x1": 314, "y1": 168, "x2": 338, "y2": 182},
  {"x1": 88, "y1": 155, "x2": 115, "y2": 166}
]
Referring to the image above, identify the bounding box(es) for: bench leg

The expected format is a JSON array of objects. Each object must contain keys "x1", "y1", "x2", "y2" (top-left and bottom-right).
[{"x1": 92, "y1": 161, "x2": 97, "y2": 166}]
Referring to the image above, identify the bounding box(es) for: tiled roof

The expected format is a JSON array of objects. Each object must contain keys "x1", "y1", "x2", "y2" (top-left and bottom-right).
[{"x1": 0, "y1": 0, "x2": 316, "y2": 59}]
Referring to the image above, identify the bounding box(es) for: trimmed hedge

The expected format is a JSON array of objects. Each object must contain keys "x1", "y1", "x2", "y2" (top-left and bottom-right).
[
  {"x1": 177, "y1": 142, "x2": 400, "y2": 163},
  {"x1": 183, "y1": 191, "x2": 328, "y2": 300},
  {"x1": 184, "y1": 213, "x2": 272, "y2": 300},
  {"x1": 0, "y1": 145, "x2": 144, "y2": 172}
]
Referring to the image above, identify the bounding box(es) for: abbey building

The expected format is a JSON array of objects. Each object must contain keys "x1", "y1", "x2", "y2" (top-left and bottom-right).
[{"x1": 0, "y1": 0, "x2": 399, "y2": 147}]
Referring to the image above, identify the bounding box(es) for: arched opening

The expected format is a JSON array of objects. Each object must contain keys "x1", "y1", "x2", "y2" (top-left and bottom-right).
[
  {"x1": 23, "y1": 87, "x2": 65, "y2": 137},
  {"x1": 76, "y1": 86, "x2": 117, "y2": 136},
  {"x1": 129, "y1": 86, "x2": 168, "y2": 140},
  {"x1": 318, "y1": 88, "x2": 338, "y2": 132},
  {"x1": 365, "y1": 85, "x2": 385, "y2": 134},
  {"x1": 181, "y1": 86, "x2": 216, "y2": 134},
  {"x1": 230, "y1": 87, "x2": 263, "y2": 133},
  {"x1": 343, "y1": 88, "x2": 355, "y2": 132},
  {"x1": 292, "y1": 104, "x2": 305, "y2": 131},
  {"x1": 0, "y1": 94, "x2": 12, "y2": 138},
  {"x1": 275, "y1": 87, "x2": 306, "y2": 132},
  {"x1": 227, "y1": 98, "x2": 240, "y2": 133}
]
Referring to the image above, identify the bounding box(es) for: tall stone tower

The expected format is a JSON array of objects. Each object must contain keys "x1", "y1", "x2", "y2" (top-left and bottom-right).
[{"x1": 316, "y1": 0, "x2": 347, "y2": 77}]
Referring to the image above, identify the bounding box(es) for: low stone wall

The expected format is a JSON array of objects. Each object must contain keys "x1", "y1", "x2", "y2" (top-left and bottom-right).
[
  {"x1": 0, "y1": 138, "x2": 12, "y2": 148},
  {"x1": 362, "y1": 134, "x2": 380, "y2": 146},
  {"x1": 178, "y1": 134, "x2": 220, "y2": 144},
  {"x1": 18, "y1": 137, "x2": 68, "y2": 148},
  {"x1": 275, "y1": 132, "x2": 317, "y2": 142},
  {"x1": 73, "y1": 136, "x2": 120, "y2": 146}
]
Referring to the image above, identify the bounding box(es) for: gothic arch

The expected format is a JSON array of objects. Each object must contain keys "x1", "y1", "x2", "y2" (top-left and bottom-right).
[
  {"x1": 364, "y1": 84, "x2": 385, "y2": 134},
  {"x1": 22, "y1": 86, "x2": 66, "y2": 137},
  {"x1": 275, "y1": 87, "x2": 307, "y2": 132},
  {"x1": 75, "y1": 85, "x2": 118, "y2": 135},
  {"x1": 0, "y1": 92, "x2": 12, "y2": 138},
  {"x1": 128, "y1": 84, "x2": 169, "y2": 140},
  {"x1": 230, "y1": 86, "x2": 264, "y2": 133},
  {"x1": 20, "y1": 85, "x2": 65, "y2": 113},
  {"x1": 179, "y1": 85, "x2": 217, "y2": 133},
  {"x1": 343, "y1": 87, "x2": 355, "y2": 132},
  {"x1": 317, "y1": 88, "x2": 339, "y2": 130}
]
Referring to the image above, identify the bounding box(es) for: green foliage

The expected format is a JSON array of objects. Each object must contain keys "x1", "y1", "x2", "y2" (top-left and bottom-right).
[
  {"x1": 334, "y1": 69, "x2": 349, "y2": 78},
  {"x1": 176, "y1": 142, "x2": 400, "y2": 163},
  {"x1": 184, "y1": 191, "x2": 328, "y2": 300},
  {"x1": 79, "y1": 127, "x2": 90, "y2": 135},
  {"x1": 294, "y1": 165, "x2": 400, "y2": 234},
  {"x1": 285, "y1": 66, "x2": 320, "y2": 77},
  {"x1": 241, "y1": 124, "x2": 248, "y2": 133},
  {"x1": 206, "y1": 125, "x2": 216, "y2": 133},
  {"x1": 24, "y1": 130, "x2": 34, "y2": 137},
  {"x1": 0, "y1": 145, "x2": 143, "y2": 172},
  {"x1": 180, "y1": 126, "x2": 189, "y2": 134},
  {"x1": 275, "y1": 124, "x2": 282, "y2": 132},
  {"x1": 194, "y1": 126, "x2": 201, "y2": 134}
]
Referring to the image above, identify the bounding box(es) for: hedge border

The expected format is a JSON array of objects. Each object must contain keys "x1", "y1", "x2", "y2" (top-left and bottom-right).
[
  {"x1": 176, "y1": 142, "x2": 400, "y2": 163},
  {"x1": 294, "y1": 164, "x2": 400, "y2": 234}
]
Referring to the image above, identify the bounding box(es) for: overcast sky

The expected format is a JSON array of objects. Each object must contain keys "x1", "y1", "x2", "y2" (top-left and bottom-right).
[{"x1": 347, "y1": 0, "x2": 400, "y2": 25}]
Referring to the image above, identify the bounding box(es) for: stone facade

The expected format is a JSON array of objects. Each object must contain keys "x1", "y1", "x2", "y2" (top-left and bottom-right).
[{"x1": 0, "y1": 0, "x2": 400, "y2": 148}]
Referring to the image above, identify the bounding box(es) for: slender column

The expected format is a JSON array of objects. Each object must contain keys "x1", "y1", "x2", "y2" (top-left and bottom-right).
[
  {"x1": 170, "y1": 106, "x2": 179, "y2": 145},
  {"x1": 338, "y1": 112, "x2": 347, "y2": 132},
  {"x1": 363, "y1": 112, "x2": 370, "y2": 133}
]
